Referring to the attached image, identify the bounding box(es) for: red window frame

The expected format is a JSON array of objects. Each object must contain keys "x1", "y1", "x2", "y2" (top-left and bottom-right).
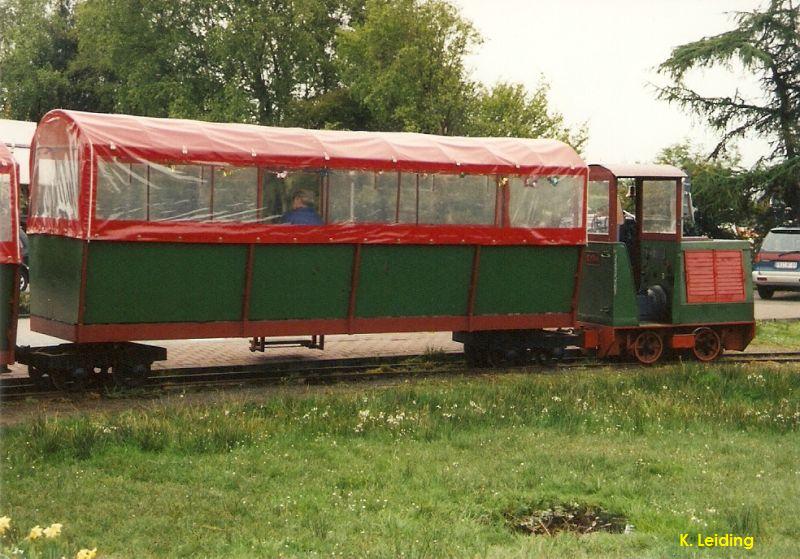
[{"x1": 0, "y1": 153, "x2": 20, "y2": 264}]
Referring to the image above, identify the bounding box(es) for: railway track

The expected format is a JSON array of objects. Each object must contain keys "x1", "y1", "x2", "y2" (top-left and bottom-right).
[{"x1": 2, "y1": 350, "x2": 799, "y2": 401}]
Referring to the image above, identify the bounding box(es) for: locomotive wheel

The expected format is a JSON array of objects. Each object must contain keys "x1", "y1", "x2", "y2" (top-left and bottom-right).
[
  {"x1": 692, "y1": 328, "x2": 722, "y2": 362},
  {"x1": 632, "y1": 331, "x2": 664, "y2": 365}
]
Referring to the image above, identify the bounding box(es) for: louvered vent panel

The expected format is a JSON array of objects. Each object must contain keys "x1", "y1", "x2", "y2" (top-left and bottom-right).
[
  {"x1": 684, "y1": 249, "x2": 745, "y2": 304},
  {"x1": 714, "y1": 250, "x2": 746, "y2": 302}
]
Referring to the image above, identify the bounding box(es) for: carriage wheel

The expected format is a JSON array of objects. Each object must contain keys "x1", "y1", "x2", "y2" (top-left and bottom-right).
[
  {"x1": 113, "y1": 363, "x2": 151, "y2": 389},
  {"x1": 463, "y1": 342, "x2": 489, "y2": 368},
  {"x1": 27, "y1": 366, "x2": 50, "y2": 389},
  {"x1": 692, "y1": 328, "x2": 722, "y2": 362},
  {"x1": 632, "y1": 331, "x2": 664, "y2": 365},
  {"x1": 48, "y1": 370, "x2": 70, "y2": 391},
  {"x1": 486, "y1": 344, "x2": 526, "y2": 368},
  {"x1": 533, "y1": 349, "x2": 551, "y2": 366}
]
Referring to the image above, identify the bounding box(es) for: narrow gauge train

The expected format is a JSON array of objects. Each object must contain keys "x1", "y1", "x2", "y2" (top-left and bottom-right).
[{"x1": 1, "y1": 110, "x2": 754, "y2": 387}]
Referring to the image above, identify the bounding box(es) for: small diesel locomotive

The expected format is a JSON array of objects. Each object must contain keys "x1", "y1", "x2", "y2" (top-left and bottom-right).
[{"x1": 1, "y1": 111, "x2": 754, "y2": 387}]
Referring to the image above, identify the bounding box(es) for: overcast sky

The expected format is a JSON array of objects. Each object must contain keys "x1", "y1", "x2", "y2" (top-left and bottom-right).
[{"x1": 452, "y1": 0, "x2": 771, "y2": 166}]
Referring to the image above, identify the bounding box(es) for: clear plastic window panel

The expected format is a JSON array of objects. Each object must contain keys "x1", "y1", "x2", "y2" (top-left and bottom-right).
[
  {"x1": 397, "y1": 173, "x2": 417, "y2": 224},
  {"x1": 32, "y1": 147, "x2": 79, "y2": 220},
  {"x1": 96, "y1": 160, "x2": 148, "y2": 221},
  {"x1": 0, "y1": 174, "x2": 10, "y2": 242},
  {"x1": 587, "y1": 180, "x2": 610, "y2": 234},
  {"x1": 212, "y1": 166, "x2": 258, "y2": 222},
  {"x1": 328, "y1": 170, "x2": 397, "y2": 224},
  {"x1": 262, "y1": 170, "x2": 322, "y2": 223},
  {"x1": 509, "y1": 175, "x2": 583, "y2": 228},
  {"x1": 149, "y1": 164, "x2": 212, "y2": 222},
  {"x1": 642, "y1": 180, "x2": 677, "y2": 234},
  {"x1": 418, "y1": 174, "x2": 495, "y2": 225}
]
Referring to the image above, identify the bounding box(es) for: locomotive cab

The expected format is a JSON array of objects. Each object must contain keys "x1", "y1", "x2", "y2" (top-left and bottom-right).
[
  {"x1": 0, "y1": 142, "x2": 21, "y2": 367},
  {"x1": 578, "y1": 164, "x2": 755, "y2": 363}
]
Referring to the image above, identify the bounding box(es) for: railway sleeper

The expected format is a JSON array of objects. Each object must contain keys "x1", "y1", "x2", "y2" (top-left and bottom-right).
[{"x1": 15, "y1": 342, "x2": 167, "y2": 390}]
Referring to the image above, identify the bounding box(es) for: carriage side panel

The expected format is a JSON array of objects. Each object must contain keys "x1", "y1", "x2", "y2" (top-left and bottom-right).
[
  {"x1": 28, "y1": 234, "x2": 83, "y2": 325},
  {"x1": 249, "y1": 244, "x2": 354, "y2": 320},
  {"x1": 474, "y1": 246, "x2": 580, "y2": 316},
  {"x1": 83, "y1": 242, "x2": 247, "y2": 324},
  {"x1": 355, "y1": 245, "x2": 472, "y2": 318}
]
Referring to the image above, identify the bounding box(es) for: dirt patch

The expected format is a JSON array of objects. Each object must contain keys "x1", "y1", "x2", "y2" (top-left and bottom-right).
[{"x1": 508, "y1": 503, "x2": 629, "y2": 536}]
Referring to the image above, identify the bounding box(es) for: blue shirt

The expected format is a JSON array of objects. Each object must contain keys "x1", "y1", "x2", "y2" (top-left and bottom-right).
[{"x1": 282, "y1": 206, "x2": 323, "y2": 225}]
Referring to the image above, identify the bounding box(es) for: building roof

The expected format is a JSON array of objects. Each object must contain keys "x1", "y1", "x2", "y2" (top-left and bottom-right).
[{"x1": 0, "y1": 119, "x2": 36, "y2": 184}]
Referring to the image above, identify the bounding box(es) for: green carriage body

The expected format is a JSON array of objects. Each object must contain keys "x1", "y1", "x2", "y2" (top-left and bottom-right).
[
  {"x1": 30, "y1": 237, "x2": 581, "y2": 340},
  {"x1": 27, "y1": 111, "x2": 588, "y2": 343}
]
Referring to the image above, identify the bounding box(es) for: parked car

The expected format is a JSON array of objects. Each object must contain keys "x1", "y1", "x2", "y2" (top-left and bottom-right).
[
  {"x1": 752, "y1": 226, "x2": 800, "y2": 299},
  {"x1": 19, "y1": 227, "x2": 28, "y2": 292}
]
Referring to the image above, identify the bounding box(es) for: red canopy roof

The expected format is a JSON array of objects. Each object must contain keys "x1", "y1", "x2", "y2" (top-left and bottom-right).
[
  {"x1": 40, "y1": 110, "x2": 585, "y2": 175},
  {"x1": 0, "y1": 142, "x2": 15, "y2": 172}
]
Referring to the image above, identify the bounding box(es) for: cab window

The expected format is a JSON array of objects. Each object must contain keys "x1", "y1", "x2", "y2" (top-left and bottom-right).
[
  {"x1": 642, "y1": 180, "x2": 677, "y2": 234},
  {"x1": 587, "y1": 180, "x2": 610, "y2": 234}
]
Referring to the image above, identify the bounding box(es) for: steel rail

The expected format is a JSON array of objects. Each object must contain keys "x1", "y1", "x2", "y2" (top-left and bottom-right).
[{"x1": 2, "y1": 350, "x2": 800, "y2": 401}]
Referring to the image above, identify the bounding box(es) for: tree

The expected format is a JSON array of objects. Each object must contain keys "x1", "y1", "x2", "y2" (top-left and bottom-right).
[
  {"x1": 336, "y1": 0, "x2": 479, "y2": 135},
  {"x1": 76, "y1": 0, "x2": 363, "y2": 124},
  {"x1": 658, "y1": 0, "x2": 799, "y2": 160},
  {"x1": 467, "y1": 81, "x2": 586, "y2": 151},
  {"x1": 1, "y1": 0, "x2": 585, "y2": 149},
  {"x1": 0, "y1": 0, "x2": 114, "y2": 121},
  {"x1": 657, "y1": 0, "x2": 800, "y2": 221}
]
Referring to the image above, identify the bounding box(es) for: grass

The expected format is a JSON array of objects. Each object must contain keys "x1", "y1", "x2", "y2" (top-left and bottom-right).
[
  {"x1": 753, "y1": 320, "x2": 800, "y2": 349},
  {"x1": 1, "y1": 362, "x2": 798, "y2": 558}
]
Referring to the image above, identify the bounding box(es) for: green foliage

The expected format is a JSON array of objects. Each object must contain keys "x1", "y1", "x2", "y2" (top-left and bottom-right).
[
  {"x1": 75, "y1": 0, "x2": 361, "y2": 123},
  {"x1": 0, "y1": 0, "x2": 114, "y2": 120},
  {"x1": 658, "y1": 141, "x2": 800, "y2": 238},
  {"x1": 336, "y1": 0, "x2": 479, "y2": 135},
  {"x1": 0, "y1": 0, "x2": 584, "y2": 147},
  {"x1": 468, "y1": 81, "x2": 587, "y2": 151}
]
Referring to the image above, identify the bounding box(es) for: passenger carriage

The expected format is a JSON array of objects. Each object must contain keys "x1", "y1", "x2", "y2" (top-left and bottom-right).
[
  {"x1": 0, "y1": 142, "x2": 21, "y2": 366},
  {"x1": 22, "y1": 110, "x2": 588, "y2": 380}
]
